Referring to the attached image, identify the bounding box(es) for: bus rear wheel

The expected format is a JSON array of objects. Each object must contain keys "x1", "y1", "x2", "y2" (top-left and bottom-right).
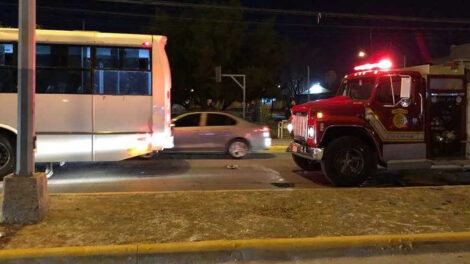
[
  {"x1": 0, "y1": 135, "x2": 15, "y2": 180},
  {"x1": 321, "y1": 136, "x2": 376, "y2": 187}
]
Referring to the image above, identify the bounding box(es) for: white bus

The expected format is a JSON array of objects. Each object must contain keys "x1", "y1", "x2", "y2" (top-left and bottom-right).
[{"x1": 0, "y1": 28, "x2": 173, "y2": 178}]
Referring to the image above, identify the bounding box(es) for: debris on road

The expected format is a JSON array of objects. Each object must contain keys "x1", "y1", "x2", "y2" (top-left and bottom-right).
[{"x1": 226, "y1": 164, "x2": 239, "y2": 169}]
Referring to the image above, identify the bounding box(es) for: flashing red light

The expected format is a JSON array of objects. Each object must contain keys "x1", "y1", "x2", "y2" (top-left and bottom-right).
[
  {"x1": 142, "y1": 41, "x2": 152, "y2": 48},
  {"x1": 354, "y1": 59, "x2": 392, "y2": 71}
]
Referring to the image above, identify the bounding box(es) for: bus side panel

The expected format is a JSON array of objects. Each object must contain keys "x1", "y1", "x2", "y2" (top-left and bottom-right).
[
  {"x1": 92, "y1": 95, "x2": 152, "y2": 161},
  {"x1": 152, "y1": 36, "x2": 173, "y2": 150},
  {"x1": 92, "y1": 95, "x2": 152, "y2": 133},
  {"x1": 36, "y1": 94, "x2": 93, "y2": 162},
  {"x1": 0, "y1": 93, "x2": 93, "y2": 162},
  {"x1": 36, "y1": 135, "x2": 92, "y2": 162},
  {"x1": 0, "y1": 93, "x2": 17, "y2": 131},
  {"x1": 93, "y1": 133, "x2": 152, "y2": 161},
  {"x1": 36, "y1": 94, "x2": 92, "y2": 132}
]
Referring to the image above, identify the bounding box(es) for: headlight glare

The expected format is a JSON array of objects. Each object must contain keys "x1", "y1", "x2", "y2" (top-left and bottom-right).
[{"x1": 307, "y1": 126, "x2": 315, "y2": 138}]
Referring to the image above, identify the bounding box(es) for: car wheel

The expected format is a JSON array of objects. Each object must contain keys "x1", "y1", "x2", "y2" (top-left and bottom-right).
[
  {"x1": 292, "y1": 154, "x2": 321, "y2": 171},
  {"x1": 228, "y1": 139, "x2": 249, "y2": 159},
  {"x1": 0, "y1": 135, "x2": 15, "y2": 180},
  {"x1": 321, "y1": 136, "x2": 377, "y2": 187}
]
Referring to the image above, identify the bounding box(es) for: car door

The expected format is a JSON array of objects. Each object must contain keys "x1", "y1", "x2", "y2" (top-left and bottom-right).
[
  {"x1": 200, "y1": 113, "x2": 237, "y2": 151},
  {"x1": 369, "y1": 74, "x2": 425, "y2": 161},
  {"x1": 172, "y1": 113, "x2": 204, "y2": 151}
]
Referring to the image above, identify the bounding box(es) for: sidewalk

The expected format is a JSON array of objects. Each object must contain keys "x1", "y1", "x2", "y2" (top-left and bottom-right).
[
  {"x1": 268, "y1": 138, "x2": 290, "y2": 151},
  {"x1": 1, "y1": 186, "x2": 470, "y2": 249},
  {"x1": 271, "y1": 138, "x2": 290, "y2": 147}
]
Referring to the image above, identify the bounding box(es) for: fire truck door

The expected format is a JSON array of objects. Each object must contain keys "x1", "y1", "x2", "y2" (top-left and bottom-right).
[{"x1": 369, "y1": 75, "x2": 425, "y2": 161}]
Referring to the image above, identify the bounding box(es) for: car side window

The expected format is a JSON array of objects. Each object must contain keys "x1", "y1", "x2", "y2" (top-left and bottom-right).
[
  {"x1": 174, "y1": 114, "x2": 201, "y2": 127},
  {"x1": 206, "y1": 114, "x2": 237, "y2": 126}
]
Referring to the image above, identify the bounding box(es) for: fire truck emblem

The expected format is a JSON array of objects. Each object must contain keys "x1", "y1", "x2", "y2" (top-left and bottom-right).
[{"x1": 392, "y1": 109, "x2": 408, "y2": 128}]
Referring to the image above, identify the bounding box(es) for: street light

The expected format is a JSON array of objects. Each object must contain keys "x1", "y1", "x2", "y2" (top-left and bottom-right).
[
  {"x1": 358, "y1": 50, "x2": 367, "y2": 58},
  {"x1": 215, "y1": 66, "x2": 246, "y2": 119}
]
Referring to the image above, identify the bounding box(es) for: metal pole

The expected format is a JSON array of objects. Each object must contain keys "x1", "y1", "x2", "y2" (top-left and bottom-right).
[
  {"x1": 242, "y1": 75, "x2": 246, "y2": 119},
  {"x1": 307, "y1": 65, "x2": 310, "y2": 102},
  {"x1": 17, "y1": 0, "x2": 36, "y2": 177}
]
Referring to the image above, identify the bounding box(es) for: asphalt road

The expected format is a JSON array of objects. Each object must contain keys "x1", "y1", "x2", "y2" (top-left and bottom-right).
[
  {"x1": 37, "y1": 152, "x2": 330, "y2": 193},
  {"x1": 1, "y1": 151, "x2": 469, "y2": 193}
]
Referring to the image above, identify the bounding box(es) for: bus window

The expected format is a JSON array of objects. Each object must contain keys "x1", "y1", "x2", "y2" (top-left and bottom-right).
[
  {"x1": 94, "y1": 47, "x2": 151, "y2": 95},
  {"x1": 0, "y1": 43, "x2": 16, "y2": 93},
  {"x1": 37, "y1": 45, "x2": 90, "y2": 69},
  {"x1": 36, "y1": 45, "x2": 91, "y2": 94},
  {"x1": 0, "y1": 44, "x2": 14, "y2": 66}
]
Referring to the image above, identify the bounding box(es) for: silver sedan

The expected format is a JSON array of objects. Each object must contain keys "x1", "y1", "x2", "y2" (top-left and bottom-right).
[{"x1": 168, "y1": 112, "x2": 272, "y2": 158}]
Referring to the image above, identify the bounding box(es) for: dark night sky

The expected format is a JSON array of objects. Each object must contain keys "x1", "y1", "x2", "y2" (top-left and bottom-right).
[{"x1": 1, "y1": 0, "x2": 470, "y2": 80}]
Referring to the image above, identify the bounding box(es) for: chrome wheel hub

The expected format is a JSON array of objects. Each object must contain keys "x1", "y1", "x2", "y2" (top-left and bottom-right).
[
  {"x1": 335, "y1": 148, "x2": 364, "y2": 177},
  {"x1": 229, "y1": 142, "x2": 248, "y2": 158}
]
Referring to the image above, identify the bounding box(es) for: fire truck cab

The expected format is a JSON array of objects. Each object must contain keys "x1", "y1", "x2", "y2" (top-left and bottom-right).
[{"x1": 288, "y1": 60, "x2": 467, "y2": 186}]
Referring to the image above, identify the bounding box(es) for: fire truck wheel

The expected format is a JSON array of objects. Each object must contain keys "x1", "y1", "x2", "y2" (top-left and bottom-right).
[
  {"x1": 321, "y1": 136, "x2": 376, "y2": 187},
  {"x1": 0, "y1": 135, "x2": 15, "y2": 180},
  {"x1": 292, "y1": 154, "x2": 321, "y2": 171}
]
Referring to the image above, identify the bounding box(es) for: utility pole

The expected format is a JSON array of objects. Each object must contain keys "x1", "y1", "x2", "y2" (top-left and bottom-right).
[
  {"x1": 307, "y1": 65, "x2": 310, "y2": 102},
  {"x1": 17, "y1": 0, "x2": 36, "y2": 177},
  {"x1": 1, "y1": 0, "x2": 48, "y2": 224}
]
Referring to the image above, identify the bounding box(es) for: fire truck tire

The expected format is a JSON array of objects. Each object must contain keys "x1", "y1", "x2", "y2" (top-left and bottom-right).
[
  {"x1": 0, "y1": 135, "x2": 15, "y2": 180},
  {"x1": 321, "y1": 136, "x2": 377, "y2": 187},
  {"x1": 292, "y1": 154, "x2": 321, "y2": 171}
]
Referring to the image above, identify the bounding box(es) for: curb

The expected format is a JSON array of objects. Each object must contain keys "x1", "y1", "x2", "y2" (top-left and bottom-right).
[
  {"x1": 267, "y1": 145, "x2": 288, "y2": 151},
  {"x1": 2, "y1": 232, "x2": 470, "y2": 262}
]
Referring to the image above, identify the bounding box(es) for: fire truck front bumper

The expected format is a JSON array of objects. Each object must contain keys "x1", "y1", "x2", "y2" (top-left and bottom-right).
[{"x1": 288, "y1": 142, "x2": 324, "y2": 160}]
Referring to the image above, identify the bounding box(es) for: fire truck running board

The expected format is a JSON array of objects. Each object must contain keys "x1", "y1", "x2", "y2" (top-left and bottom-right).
[{"x1": 386, "y1": 159, "x2": 433, "y2": 170}]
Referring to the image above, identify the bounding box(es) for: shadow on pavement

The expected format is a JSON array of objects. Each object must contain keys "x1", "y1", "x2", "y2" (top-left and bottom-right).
[
  {"x1": 292, "y1": 169, "x2": 332, "y2": 187},
  {"x1": 44, "y1": 159, "x2": 191, "y2": 180},
  {"x1": 157, "y1": 152, "x2": 276, "y2": 160},
  {"x1": 292, "y1": 167, "x2": 470, "y2": 188}
]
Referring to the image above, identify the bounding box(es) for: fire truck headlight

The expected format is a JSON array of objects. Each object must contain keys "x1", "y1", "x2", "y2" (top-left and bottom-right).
[
  {"x1": 287, "y1": 123, "x2": 293, "y2": 133},
  {"x1": 307, "y1": 126, "x2": 315, "y2": 138}
]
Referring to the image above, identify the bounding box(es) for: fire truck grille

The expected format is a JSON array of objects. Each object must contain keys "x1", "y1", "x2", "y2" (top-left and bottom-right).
[{"x1": 292, "y1": 114, "x2": 308, "y2": 139}]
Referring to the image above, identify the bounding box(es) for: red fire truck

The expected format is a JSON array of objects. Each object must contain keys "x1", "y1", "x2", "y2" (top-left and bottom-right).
[{"x1": 288, "y1": 59, "x2": 468, "y2": 186}]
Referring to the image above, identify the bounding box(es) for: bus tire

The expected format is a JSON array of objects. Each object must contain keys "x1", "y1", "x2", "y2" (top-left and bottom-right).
[
  {"x1": 321, "y1": 136, "x2": 376, "y2": 187},
  {"x1": 0, "y1": 135, "x2": 15, "y2": 180},
  {"x1": 292, "y1": 154, "x2": 321, "y2": 171}
]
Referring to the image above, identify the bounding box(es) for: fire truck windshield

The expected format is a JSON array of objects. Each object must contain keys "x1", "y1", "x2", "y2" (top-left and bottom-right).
[{"x1": 338, "y1": 77, "x2": 376, "y2": 100}]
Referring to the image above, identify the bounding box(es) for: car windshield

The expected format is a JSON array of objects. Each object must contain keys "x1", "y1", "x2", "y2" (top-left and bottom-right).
[{"x1": 338, "y1": 77, "x2": 376, "y2": 100}]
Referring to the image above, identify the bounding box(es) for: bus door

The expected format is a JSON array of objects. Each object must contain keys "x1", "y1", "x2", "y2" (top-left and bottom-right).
[
  {"x1": 92, "y1": 46, "x2": 153, "y2": 161},
  {"x1": 35, "y1": 44, "x2": 93, "y2": 162}
]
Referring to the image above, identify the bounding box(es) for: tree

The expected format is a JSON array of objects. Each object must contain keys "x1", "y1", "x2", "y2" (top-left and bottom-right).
[
  {"x1": 145, "y1": 1, "x2": 289, "y2": 109},
  {"x1": 240, "y1": 18, "x2": 288, "y2": 100},
  {"x1": 281, "y1": 68, "x2": 305, "y2": 100}
]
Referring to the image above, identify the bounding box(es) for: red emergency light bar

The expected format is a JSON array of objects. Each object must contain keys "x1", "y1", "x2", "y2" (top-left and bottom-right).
[{"x1": 354, "y1": 59, "x2": 392, "y2": 71}]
